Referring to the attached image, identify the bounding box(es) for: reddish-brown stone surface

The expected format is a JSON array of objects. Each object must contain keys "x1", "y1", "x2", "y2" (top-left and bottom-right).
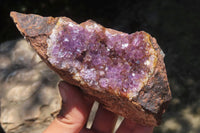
[{"x1": 10, "y1": 11, "x2": 172, "y2": 126}]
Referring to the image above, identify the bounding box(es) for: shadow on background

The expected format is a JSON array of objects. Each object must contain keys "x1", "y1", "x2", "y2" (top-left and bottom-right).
[
  {"x1": 0, "y1": 125, "x2": 5, "y2": 133},
  {"x1": 0, "y1": 0, "x2": 200, "y2": 132}
]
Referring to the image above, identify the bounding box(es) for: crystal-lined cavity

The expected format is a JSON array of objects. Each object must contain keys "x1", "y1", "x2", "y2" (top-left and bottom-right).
[{"x1": 47, "y1": 18, "x2": 157, "y2": 100}]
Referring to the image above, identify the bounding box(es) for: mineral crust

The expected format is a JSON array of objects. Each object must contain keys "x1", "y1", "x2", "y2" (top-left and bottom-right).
[{"x1": 10, "y1": 11, "x2": 172, "y2": 126}]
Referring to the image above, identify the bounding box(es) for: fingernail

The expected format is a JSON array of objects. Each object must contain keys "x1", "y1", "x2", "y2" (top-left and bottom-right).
[{"x1": 58, "y1": 81, "x2": 68, "y2": 102}]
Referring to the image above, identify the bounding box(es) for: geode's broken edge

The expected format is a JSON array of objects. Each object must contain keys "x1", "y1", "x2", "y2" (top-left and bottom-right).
[{"x1": 10, "y1": 11, "x2": 172, "y2": 126}]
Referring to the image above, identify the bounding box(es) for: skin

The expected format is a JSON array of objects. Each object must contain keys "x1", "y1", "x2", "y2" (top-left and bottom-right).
[{"x1": 43, "y1": 81, "x2": 154, "y2": 133}]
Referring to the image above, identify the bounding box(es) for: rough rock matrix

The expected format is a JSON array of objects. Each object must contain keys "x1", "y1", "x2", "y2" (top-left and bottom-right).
[{"x1": 10, "y1": 11, "x2": 172, "y2": 126}]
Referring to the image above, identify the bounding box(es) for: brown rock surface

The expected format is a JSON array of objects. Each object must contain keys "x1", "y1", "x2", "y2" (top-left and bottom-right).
[{"x1": 10, "y1": 11, "x2": 172, "y2": 126}]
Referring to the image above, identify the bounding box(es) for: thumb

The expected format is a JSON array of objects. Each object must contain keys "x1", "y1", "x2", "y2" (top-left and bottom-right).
[{"x1": 43, "y1": 81, "x2": 93, "y2": 133}]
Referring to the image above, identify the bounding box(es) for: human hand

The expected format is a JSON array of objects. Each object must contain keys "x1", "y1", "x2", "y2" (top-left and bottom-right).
[{"x1": 43, "y1": 81, "x2": 154, "y2": 133}]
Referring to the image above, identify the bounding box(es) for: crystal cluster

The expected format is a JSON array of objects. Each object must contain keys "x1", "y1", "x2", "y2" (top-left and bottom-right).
[{"x1": 47, "y1": 18, "x2": 157, "y2": 100}]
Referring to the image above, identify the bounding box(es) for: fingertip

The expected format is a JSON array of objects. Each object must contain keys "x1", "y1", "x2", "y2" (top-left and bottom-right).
[
  {"x1": 58, "y1": 81, "x2": 81, "y2": 101},
  {"x1": 58, "y1": 81, "x2": 82, "y2": 95},
  {"x1": 58, "y1": 81, "x2": 69, "y2": 89},
  {"x1": 58, "y1": 81, "x2": 70, "y2": 102},
  {"x1": 58, "y1": 80, "x2": 92, "y2": 115}
]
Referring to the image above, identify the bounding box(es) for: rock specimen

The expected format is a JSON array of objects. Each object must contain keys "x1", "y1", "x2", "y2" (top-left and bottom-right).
[{"x1": 10, "y1": 11, "x2": 172, "y2": 126}]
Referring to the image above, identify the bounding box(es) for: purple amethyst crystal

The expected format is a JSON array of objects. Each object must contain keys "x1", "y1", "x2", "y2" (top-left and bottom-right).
[{"x1": 47, "y1": 18, "x2": 157, "y2": 100}]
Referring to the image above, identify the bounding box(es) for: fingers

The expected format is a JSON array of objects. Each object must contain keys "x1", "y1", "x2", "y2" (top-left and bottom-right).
[
  {"x1": 43, "y1": 81, "x2": 94, "y2": 133},
  {"x1": 91, "y1": 105, "x2": 118, "y2": 133},
  {"x1": 43, "y1": 81, "x2": 154, "y2": 133},
  {"x1": 116, "y1": 119, "x2": 154, "y2": 133}
]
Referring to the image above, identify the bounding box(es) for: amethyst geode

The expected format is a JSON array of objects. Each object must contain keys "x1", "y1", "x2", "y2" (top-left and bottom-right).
[
  {"x1": 47, "y1": 18, "x2": 157, "y2": 100},
  {"x1": 10, "y1": 12, "x2": 172, "y2": 126}
]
